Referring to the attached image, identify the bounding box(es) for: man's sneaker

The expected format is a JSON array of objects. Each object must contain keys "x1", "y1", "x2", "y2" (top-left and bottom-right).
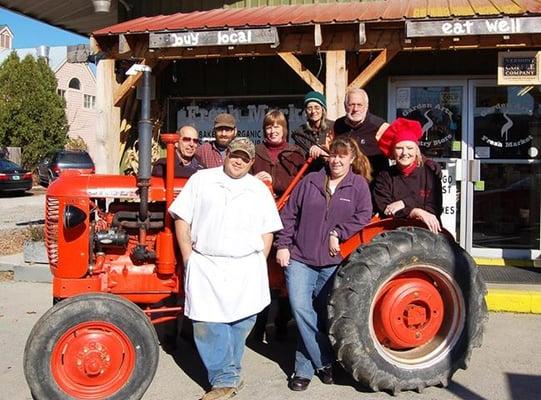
[
  {"x1": 199, "y1": 387, "x2": 238, "y2": 400},
  {"x1": 317, "y1": 365, "x2": 334, "y2": 384}
]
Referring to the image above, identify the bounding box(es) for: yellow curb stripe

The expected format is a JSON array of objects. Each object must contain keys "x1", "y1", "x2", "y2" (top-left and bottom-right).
[
  {"x1": 486, "y1": 290, "x2": 541, "y2": 313},
  {"x1": 474, "y1": 257, "x2": 537, "y2": 268}
]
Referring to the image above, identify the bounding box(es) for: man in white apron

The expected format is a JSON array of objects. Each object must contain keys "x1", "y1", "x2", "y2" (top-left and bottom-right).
[{"x1": 169, "y1": 137, "x2": 283, "y2": 400}]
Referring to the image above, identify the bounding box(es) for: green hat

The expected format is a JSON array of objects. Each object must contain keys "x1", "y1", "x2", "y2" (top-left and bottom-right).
[{"x1": 303, "y1": 91, "x2": 326, "y2": 110}]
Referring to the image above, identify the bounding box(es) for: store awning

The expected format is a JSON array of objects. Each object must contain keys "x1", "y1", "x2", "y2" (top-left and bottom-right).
[{"x1": 93, "y1": 1, "x2": 541, "y2": 36}]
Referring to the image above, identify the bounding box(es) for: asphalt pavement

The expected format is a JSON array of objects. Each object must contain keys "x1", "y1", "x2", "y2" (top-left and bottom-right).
[{"x1": 1, "y1": 281, "x2": 540, "y2": 400}]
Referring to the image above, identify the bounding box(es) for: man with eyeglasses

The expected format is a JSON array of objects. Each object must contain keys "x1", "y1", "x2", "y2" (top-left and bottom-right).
[
  {"x1": 152, "y1": 125, "x2": 203, "y2": 178},
  {"x1": 195, "y1": 113, "x2": 238, "y2": 168},
  {"x1": 334, "y1": 88, "x2": 390, "y2": 177},
  {"x1": 169, "y1": 137, "x2": 282, "y2": 400}
]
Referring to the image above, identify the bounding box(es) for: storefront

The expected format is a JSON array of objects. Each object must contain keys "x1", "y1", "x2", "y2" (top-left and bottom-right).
[{"x1": 90, "y1": 3, "x2": 541, "y2": 263}]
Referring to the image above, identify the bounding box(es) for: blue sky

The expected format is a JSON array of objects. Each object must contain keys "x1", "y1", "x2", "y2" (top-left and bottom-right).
[{"x1": 0, "y1": 7, "x2": 87, "y2": 48}]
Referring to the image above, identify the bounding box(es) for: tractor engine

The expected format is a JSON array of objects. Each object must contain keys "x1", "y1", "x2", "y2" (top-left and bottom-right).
[{"x1": 45, "y1": 175, "x2": 183, "y2": 305}]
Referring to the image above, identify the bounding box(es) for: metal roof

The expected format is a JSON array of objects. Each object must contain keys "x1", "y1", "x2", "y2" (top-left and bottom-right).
[{"x1": 93, "y1": 1, "x2": 541, "y2": 36}]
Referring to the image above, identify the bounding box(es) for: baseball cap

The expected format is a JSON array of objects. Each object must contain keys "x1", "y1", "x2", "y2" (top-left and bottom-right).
[
  {"x1": 214, "y1": 113, "x2": 236, "y2": 129},
  {"x1": 228, "y1": 137, "x2": 255, "y2": 160}
]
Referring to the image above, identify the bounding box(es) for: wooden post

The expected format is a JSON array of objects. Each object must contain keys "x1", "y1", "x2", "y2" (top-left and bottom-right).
[
  {"x1": 325, "y1": 50, "x2": 347, "y2": 120},
  {"x1": 95, "y1": 58, "x2": 120, "y2": 174}
]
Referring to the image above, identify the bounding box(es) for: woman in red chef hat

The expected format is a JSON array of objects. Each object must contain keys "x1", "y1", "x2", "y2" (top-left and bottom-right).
[{"x1": 373, "y1": 118, "x2": 443, "y2": 233}]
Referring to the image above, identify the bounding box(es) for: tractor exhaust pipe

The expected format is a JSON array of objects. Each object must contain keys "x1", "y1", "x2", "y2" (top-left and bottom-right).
[{"x1": 126, "y1": 64, "x2": 155, "y2": 263}]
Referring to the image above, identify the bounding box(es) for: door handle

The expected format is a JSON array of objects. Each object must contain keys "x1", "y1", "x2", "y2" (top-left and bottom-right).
[{"x1": 469, "y1": 159, "x2": 481, "y2": 182}]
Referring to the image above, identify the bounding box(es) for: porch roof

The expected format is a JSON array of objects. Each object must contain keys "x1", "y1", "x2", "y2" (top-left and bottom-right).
[{"x1": 93, "y1": 0, "x2": 541, "y2": 36}]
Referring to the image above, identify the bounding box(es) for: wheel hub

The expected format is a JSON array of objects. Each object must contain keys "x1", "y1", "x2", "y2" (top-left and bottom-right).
[
  {"x1": 374, "y1": 272, "x2": 444, "y2": 349},
  {"x1": 51, "y1": 321, "x2": 135, "y2": 399}
]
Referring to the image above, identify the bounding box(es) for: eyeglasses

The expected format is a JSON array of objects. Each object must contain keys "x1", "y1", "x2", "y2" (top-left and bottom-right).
[{"x1": 181, "y1": 137, "x2": 200, "y2": 144}]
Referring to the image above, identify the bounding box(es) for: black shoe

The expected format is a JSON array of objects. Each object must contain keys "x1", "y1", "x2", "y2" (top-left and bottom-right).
[
  {"x1": 317, "y1": 365, "x2": 334, "y2": 385},
  {"x1": 288, "y1": 375, "x2": 311, "y2": 391},
  {"x1": 274, "y1": 326, "x2": 288, "y2": 342}
]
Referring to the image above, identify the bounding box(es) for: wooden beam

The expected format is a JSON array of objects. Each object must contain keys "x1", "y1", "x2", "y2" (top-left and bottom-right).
[
  {"x1": 277, "y1": 52, "x2": 324, "y2": 93},
  {"x1": 96, "y1": 59, "x2": 121, "y2": 174},
  {"x1": 325, "y1": 50, "x2": 347, "y2": 120},
  {"x1": 348, "y1": 48, "x2": 399, "y2": 89},
  {"x1": 113, "y1": 58, "x2": 157, "y2": 107}
]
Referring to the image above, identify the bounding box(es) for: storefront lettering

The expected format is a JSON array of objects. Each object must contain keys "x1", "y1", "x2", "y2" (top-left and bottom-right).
[
  {"x1": 407, "y1": 17, "x2": 541, "y2": 38},
  {"x1": 402, "y1": 104, "x2": 454, "y2": 148},
  {"x1": 217, "y1": 30, "x2": 252, "y2": 45},
  {"x1": 177, "y1": 103, "x2": 304, "y2": 144},
  {"x1": 171, "y1": 32, "x2": 199, "y2": 47},
  {"x1": 481, "y1": 135, "x2": 533, "y2": 148}
]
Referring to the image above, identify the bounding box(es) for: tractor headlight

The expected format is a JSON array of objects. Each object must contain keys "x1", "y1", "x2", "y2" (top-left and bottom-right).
[{"x1": 63, "y1": 205, "x2": 87, "y2": 229}]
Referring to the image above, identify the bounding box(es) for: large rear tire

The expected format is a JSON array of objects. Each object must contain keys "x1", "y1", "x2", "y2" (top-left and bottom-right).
[
  {"x1": 328, "y1": 227, "x2": 487, "y2": 394},
  {"x1": 24, "y1": 293, "x2": 159, "y2": 400}
]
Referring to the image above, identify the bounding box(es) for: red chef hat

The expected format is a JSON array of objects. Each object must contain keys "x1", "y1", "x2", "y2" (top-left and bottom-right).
[{"x1": 378, "y1": 118, "x2": 423, "y2": 158}]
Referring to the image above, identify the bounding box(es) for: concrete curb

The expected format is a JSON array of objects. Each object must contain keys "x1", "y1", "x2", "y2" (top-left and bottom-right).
[
  {"x1": 485, "y1": 284, "x2": 541, "y2": 314},
  {"x1": 1, "y1": 254, "x2": 541, "y2": 313},
  {"x1": 0, "y1": 253, "x2": 51, "y2": 283}
]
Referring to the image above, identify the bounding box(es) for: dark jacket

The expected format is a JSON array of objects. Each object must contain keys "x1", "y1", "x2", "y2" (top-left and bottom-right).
[
  {"x1": 152, "y1": 153, "x2": 203, "y2": 178},
  {"x1": 291, "y1": 119, "x2": 334, "y2": 172},
  {"x1": 372, "y1": 160, "x2": 443, "y2": 219},
  {"x1": 251, "y1": 143, "x2": 305, "y2": 196},
  {"x1": 275, "y1": 169, "x2": 372, "y2": 267},
  {"x1": 334, "y1": 113, "x2": 389, "y2": 177}
]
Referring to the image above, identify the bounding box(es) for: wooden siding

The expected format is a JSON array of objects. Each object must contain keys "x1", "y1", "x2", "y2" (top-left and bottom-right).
[{"x1": 55, "y1": 62, "x2": 98, "y2": 161}]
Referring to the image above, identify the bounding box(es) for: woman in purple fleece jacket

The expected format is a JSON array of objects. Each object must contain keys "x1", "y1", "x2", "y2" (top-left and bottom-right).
[{"x1": 275, "y1": 137, "x2": 373, "y2": 391}]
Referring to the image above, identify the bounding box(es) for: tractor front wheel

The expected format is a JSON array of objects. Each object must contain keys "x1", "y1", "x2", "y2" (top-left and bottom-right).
[
  {"x1": 328, "y1": 227, "x2": 488, "y2": 394},
  {"x1": 24, "y1": 293, "x2": 159, "y2": 400}
]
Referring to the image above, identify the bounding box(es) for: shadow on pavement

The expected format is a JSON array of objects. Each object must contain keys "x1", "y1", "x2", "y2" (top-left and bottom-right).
[
  {"x1": 506, "y1": 373, "x2": 541, "y2": 400},
  {"x1": 0, "y1": 191, "x2": 34, "y2": 198}
]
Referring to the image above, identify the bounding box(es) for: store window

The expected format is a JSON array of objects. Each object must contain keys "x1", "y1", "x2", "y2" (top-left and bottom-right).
[{"x1": 395, "y1": 86, "x2": 463, "y2": 159}]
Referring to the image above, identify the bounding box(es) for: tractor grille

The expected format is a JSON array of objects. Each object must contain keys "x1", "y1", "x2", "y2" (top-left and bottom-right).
[{"x1": 45, "y1": 196, "x2": 59, "y2": 268}]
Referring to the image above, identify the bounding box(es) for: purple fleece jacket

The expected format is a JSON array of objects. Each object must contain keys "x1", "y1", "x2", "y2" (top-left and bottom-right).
[{"x1": 275, "y1": 168, "x2": 372, "y2": 267}]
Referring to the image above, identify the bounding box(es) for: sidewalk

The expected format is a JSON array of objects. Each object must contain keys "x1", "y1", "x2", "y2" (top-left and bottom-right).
[{"x1": 1, "y1": 252, "x2": 540, "y2": 313}]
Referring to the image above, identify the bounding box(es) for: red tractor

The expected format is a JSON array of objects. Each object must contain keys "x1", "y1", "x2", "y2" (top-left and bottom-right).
[{"x1": 23, "y1": 67, "x2": 487, "y2": 399}]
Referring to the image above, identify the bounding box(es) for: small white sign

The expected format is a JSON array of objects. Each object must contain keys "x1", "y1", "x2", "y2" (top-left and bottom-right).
[
  {"x1": 475, "y1": 146, "x2": 491, "y2": 159},
  {"x1": 441, "y1": 168, "x2": 457, "y2": 239},
  {"x1": 396, "y1": 88, "x2": 411, "y2": 109}
]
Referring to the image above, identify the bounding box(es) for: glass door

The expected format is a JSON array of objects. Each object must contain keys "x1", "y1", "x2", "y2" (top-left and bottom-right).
[
  {"x1": 389, "y1": 78, "x2": 467, "y2": 245},
  {"x1": 467, "y1": 80, "x2": 541, "y2": 259}
]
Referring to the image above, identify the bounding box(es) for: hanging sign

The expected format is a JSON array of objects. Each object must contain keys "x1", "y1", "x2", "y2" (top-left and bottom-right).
[
  {"x1": 406, "y1": 17, "x2": 541, "y2": 38},
  {"x1": 497, "y1": 51, "x2": 541, "y2": 85},
  {"x1": 149, "y1": 27, "x2": 279, "y2": 49}
]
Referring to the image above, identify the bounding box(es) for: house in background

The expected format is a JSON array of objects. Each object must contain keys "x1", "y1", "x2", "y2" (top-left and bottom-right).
[
  {"x1": 0, "y1": 28, "x2": 97, "y2": 160},
  {"x1": 0, "y1": 24, "x2": 13, "y2": 49}
]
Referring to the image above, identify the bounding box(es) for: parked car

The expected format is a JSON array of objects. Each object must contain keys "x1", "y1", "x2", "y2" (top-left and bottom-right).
[
  {"x1": 0, "y1": 158, "x2": 33, "y2": 193},
  {"x1": 37, "y1": 150, "x2": 95, "y2": 187}
]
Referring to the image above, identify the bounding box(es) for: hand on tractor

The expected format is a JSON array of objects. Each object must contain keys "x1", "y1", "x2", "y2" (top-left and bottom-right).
[
  {"x1": 276, "y1": 248, "x2": 291, "y2": 267},
  {"x1": 309, "y1": 145, "x2": 328, "y2": 159},
  {"x1": 409, "y1": 208, "x2": 441, "y2": 233},
  {"x1": 329, "y1": 235, "x2": 340, "y2": 257},
  {"x1": 384, "y1": 200, "x2": 405, "y2": 216},
  {"x1": 255, "y1": 171, "x2": 273, "y2": 183}
]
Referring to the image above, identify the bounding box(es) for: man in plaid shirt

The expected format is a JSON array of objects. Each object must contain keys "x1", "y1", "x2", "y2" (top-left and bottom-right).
[{"x1": 195, "y1": 113, "x2": 237, "y2": 168}]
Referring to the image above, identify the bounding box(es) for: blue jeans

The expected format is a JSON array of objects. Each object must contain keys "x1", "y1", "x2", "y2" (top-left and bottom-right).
[
  {"x1": 192, "y1": 315, "x2": 256, "y2": 388},
  {"x1": 285, "y1": 259, "x2": 337, "y2": 379}
]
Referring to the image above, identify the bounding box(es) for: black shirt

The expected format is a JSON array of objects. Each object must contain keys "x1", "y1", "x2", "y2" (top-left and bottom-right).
[{"x1": 334, "y1": 113, "x2": 389, "y2": 177}]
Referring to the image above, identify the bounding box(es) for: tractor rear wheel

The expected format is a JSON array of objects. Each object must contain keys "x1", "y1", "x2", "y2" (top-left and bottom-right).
[
  {"x1": 328, "y1": 227, "x2": 487, "y2": 394},
  {"x1": 24, "y1": 293, "x2": 159, "y2": 400}
]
